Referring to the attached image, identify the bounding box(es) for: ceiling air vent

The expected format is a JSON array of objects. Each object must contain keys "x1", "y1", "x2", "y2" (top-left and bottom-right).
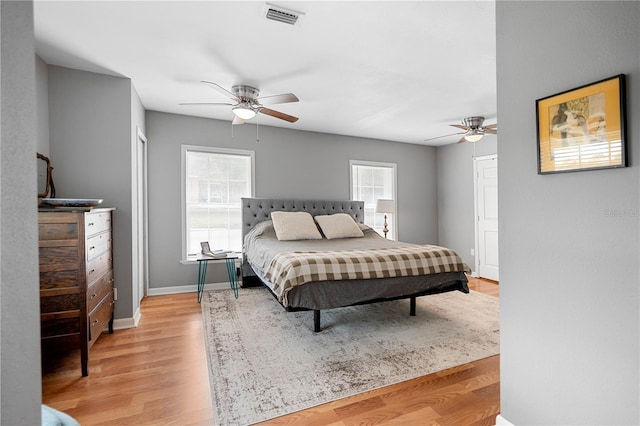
[{"x1": 264, "y1": 3, "x2": 305, "y2": 26}]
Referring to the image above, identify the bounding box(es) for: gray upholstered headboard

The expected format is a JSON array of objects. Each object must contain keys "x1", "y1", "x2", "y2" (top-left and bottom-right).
[{"x1": 240, "y1": 197, "x2": 365, "y2": 280}]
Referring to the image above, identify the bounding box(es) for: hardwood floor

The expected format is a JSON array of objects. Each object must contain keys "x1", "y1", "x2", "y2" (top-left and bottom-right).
[
  {"x1": 42, "y1": 277, "x2": 499, "y2": 425},
  {"x1": 467, "y1": 276, "x2": 499, "y2": 298}
]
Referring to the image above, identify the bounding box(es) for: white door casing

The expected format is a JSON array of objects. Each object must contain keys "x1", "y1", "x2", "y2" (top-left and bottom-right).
[
  {"x1": 474, "y1": 154, "x2": 499, "y2": 281},
  {"x1": 133, "y1": 127, "x2": 149, "y2": 311}
]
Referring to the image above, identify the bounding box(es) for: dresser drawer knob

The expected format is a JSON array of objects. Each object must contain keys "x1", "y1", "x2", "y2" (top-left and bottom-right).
[
  {"x1": 88, "y1": 222, "x2": 94, "y2": 227},
  {"x1": 90, "y1": 293, "x2": 97, "y2": 300},
  {"x1": 89, "y1": 246, "x2": 95, "y2": 251},
  {"x1": 88, "y1": 269, "x2": 95, "y2": 275},
  {"x1": 92, "y1": 319, "x2": 99, "y2": 326}
]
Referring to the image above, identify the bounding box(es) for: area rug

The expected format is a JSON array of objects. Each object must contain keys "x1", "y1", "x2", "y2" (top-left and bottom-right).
[{"x1": 201, "y1": 287, "x2": 499, "y2": 425}]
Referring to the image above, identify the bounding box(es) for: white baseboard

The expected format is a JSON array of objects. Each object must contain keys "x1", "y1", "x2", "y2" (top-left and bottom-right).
[
  {"x1": 146, "y1": 281, "x2": 234, "y2": 296},
  {"x1": 109, "y1": 282, "x2": 237, "y2": 330},
  {"x1": 132, "y1": 306, "x2": 141, "y2": 327},
  {"x1": 110, "y1": 305, "x2": 142, "y2": 330},
  {"x1": 112, "y1": 316, "x2": 137, "y2": 330},
  {"x1": 495, "y1": 414, "x2": 514, "y2": 425}
]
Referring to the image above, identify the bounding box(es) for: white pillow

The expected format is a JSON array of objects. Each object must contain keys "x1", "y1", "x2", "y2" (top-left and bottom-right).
[
  {"x1": 270, "y1": 211, "x2": 323, "y2": 241},
  {"x1": 314, "y1": 213, "x2": 364, "y2": 239}
]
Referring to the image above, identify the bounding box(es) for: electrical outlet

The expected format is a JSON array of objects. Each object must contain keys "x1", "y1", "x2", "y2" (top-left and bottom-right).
[{"x1": 470, "y1": 248, "x2": 475, "y2": 256}]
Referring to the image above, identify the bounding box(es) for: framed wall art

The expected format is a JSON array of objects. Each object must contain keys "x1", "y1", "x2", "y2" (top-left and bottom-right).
[{"x1": 536, "y1": 74, "x2": 627, "y2": 174}]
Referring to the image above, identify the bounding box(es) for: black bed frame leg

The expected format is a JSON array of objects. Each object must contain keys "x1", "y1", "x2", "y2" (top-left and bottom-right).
[
  {"x1": 314, "y1": 310, "x2": 321, "y2": 332},
  {"x1": 410, "y1": 296, "x2": 416, "y2": 316}
]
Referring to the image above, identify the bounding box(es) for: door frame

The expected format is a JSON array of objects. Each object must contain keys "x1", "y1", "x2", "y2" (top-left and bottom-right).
[
  {"x1": 132, "y1": 126, "x2": 149, "y2": 323},
  {"x1": 473, "y1": 153, "x2": 498, "y2": 279}
]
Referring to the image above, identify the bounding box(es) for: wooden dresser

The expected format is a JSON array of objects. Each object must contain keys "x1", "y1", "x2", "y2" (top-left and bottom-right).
[{"x1": 39, "y1": 207, "x2": 115, "y2": 376}]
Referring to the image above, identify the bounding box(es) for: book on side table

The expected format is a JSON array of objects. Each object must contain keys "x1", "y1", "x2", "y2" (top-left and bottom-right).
[
  {"x1": 203, "y1": 250, "x2": 233, "y2": 259},
  {"x1": 200, "y1": 242, "x2": 232, "y2": 259}
]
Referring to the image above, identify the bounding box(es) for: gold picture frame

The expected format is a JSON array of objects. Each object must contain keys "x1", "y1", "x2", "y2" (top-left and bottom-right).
[{"x1": 536, "y1": 74, "x2": 627, "y2": 174}]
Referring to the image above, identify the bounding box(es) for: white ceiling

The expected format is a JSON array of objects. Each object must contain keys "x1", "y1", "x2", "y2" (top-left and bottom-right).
[{"x1": 33, "y1": 1, "x2": 497, "y2": 146}]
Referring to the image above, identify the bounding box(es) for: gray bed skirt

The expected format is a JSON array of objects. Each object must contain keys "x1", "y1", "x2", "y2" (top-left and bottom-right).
[{"x1": 285, "y1": 271, "x2": 469, "y2": 311}]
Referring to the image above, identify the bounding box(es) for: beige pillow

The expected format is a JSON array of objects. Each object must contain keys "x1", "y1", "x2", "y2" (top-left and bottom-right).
[
  {"x1": 270, "y1": 211, "x2": 323, "y2": 241},
  {"x1": 314, "y1": 213, "x2": 364, "y2": 239}
]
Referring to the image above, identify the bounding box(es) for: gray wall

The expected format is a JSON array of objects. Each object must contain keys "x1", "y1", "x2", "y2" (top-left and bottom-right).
[
  {"x1": 36, "y1": 55, "x2": 50, "y2": 155},
  {"x1": 497, "y1": 1, "x2": 639, "y2": 424},
  {"x1": 437, "y1": 137, "x2": 497, "y2": 269},
  {"x1": 146, "y1": 111, "x2": 437, "y2": 289},
  {"x1": 47, "y1": 65, "x2": 137, "y2": 320},
  {"x1": 1, "y1": 1, "x2": 42, "y2": 424}
]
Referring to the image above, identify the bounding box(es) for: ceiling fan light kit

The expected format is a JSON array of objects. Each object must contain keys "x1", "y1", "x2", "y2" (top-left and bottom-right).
[
  {"x1": 232, "y1": 103, "x2": 256, "y2": 120},
  {"x1": 464, "y1": 129, "x2": 484, "y2": 143}
]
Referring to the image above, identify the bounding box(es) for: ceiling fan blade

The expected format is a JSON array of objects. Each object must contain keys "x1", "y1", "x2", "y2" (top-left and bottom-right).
[
  {"x1": 257, "y1": 93, "x2": 299, "y2": 106},
  {"x1": 232, "y1": 115, "x2": 245, "y2": 125},
  {"x1": 179, "y1": 102, "x2": 234, "y2": 106},
  {"x1": 484, "y1": 128, "x2": 498, "y2": 134},
  {"x1": 457, "y1": 136, "x2": 468, "y2": 144},
  {"x1": 201, "y1": 80, "x2": 239, "y2": 102},
  {"x1": 450, "y1": 124, "x2": 470, "y2": 131},
  {"x1": 423, "y1": 132, "x2": 465, "y2": 142},
  {"x1": 258, "y1": 107, "x2": 299, "y2": 123}
]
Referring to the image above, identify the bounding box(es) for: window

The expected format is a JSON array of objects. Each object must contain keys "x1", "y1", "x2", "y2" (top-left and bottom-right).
[
  {"x1": 182, "y1": 145, "x2": 254, "y2": 259},
  {"x1": 350, "y1": 160, "x2": 397, "y2": 240}
]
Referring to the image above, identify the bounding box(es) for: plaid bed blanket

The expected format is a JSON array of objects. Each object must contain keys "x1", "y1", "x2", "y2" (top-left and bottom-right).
[{"x1": 264, "y1": 245, "x2": 471, "y2": 304}]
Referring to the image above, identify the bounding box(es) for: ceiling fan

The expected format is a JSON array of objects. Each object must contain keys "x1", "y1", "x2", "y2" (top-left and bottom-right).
[
  {"x1": 180, "y1": 81, "x2": 299, "y2": 125},
  {"x1": 424, "y1": 116, "x2": 497, "y2": 143}
]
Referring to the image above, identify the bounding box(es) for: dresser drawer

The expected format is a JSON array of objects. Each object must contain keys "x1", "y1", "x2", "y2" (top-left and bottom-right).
[
  {"x1": 39, "y1": 221, "x2": 80, "y2": 241},
  {"x1": 87, "y1": 270, "x2": 113, "y2": 314},
  {"x1": 40, "y1": 311, "x2": 81, "y2": 338},
  {"x1": 39, "y1": 244, "x2": 81, "y2": 271},
  {"x1": 85, "y1": 212, "x2": 112, "y2": 237},
  {"x1": 88, "y1": 291, "x2": 114, "y2": 345},
  {"x1": 40, "y1": 288, "x2": 82, "y2": 314},
  {"x1": 40, "y1": 268, "x2": 83, "y2": 291},
  {"x1": 86, "y1": 251, "x2": 112, "y2": 284},
  {"x1": 86, "y1": 231, "x2": 111, "y2": 262}
]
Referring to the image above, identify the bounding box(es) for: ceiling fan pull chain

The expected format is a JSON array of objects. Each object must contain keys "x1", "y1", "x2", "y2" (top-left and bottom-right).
[{"x1": 256, "y1": 114, "x2": 260, "y2": 142}]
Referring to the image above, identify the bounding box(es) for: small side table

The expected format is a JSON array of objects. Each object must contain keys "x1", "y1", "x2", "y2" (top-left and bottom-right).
[{"x1": 196, "y1": 254, "x2": 240, "y2": 303}]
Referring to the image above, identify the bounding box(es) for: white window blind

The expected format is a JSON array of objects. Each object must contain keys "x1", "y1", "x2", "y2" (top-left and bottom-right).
[
  {"x1": 547, "y1": 140, "x2": 623, "y2": 172},
  {"x1": 182, "y1": 145, "x2": 254, "y2": 259}
]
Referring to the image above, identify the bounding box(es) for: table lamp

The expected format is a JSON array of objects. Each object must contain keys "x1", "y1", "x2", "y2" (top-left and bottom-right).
[{"x1": 375, "y1": 199, "x2": 396, "y2": 239}]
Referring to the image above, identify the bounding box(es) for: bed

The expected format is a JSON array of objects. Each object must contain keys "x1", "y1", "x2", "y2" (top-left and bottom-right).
[{"x1": 241, "y1": 197, "x2": 471, "y2": 331}]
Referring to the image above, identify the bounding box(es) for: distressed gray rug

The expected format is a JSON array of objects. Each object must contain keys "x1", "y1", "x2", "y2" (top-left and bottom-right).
[{"x1": 201, "y1": 287, "x2": 499, "y2": 425}]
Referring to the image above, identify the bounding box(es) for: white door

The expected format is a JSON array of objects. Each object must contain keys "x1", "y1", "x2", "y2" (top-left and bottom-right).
[{"x1": 474, "y1": 155, "x2": 499, "y2": 281}]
